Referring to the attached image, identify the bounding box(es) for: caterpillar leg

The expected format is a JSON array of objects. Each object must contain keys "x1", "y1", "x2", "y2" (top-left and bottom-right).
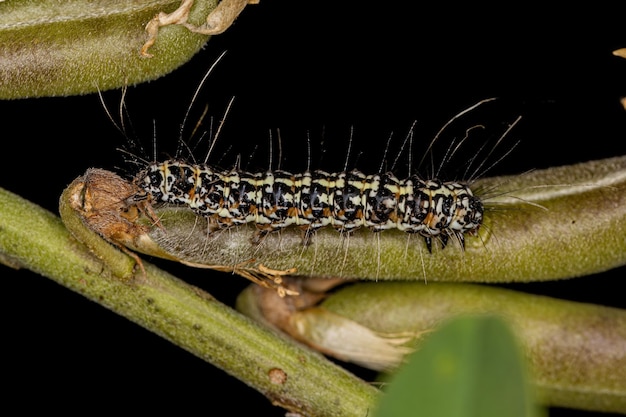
[
  {"x1": 439, "y1": 234, "x2": 449, "y2": 250},
  {"x1": 424, "y1": 236, "x2": 433, "y2": 253}
]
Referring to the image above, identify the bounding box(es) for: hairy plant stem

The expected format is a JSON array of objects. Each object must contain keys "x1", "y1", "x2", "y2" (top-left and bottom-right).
[{"x1": 0, "y1": 186, "x2": 378, "y2": 417}]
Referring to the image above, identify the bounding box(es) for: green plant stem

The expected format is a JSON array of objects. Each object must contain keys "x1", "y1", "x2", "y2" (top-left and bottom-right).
[
  {"x1": 138, "y1": 156, "x2": 626, "y2": 282},
  {"x1": 0, "y1": 186, "x2": 379, "y2": 417},
  {"x1": 301, "y1": 282, "x2": 626, "y2": 413}
]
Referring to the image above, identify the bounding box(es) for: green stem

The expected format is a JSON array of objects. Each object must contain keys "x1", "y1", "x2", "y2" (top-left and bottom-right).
[
  {"x1": 311, "y1": 282, "x2": 626, "y2": 413},
  {"x1": 0, "y1": 186, "x2": 379, "y2": 417}
]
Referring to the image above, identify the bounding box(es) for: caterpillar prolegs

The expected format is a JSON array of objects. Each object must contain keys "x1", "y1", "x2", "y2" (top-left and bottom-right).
[{"x1": 134, "y1": 161, "x2": 484, "y2": 253}]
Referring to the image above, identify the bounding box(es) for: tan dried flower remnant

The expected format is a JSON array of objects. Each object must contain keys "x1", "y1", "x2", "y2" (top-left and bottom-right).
[{"x1": 142, "y1": 0, "x2": 259, "y2": 57}]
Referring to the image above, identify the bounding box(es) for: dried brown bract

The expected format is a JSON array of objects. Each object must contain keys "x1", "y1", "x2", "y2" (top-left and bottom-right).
[{"x1": 68, "y1": 169, "x2": 147, "y2": 244}]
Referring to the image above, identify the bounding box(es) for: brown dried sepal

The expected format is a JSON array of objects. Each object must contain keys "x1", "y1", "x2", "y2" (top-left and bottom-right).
[
  {"x1": 69, "y1": 169, "x2": 145, "y2": 241},
  {"x1": 245, "y1": 276, "x2": 345, "y2": 332},
  {"x1": 67, "y1": 169, "x2": 178, "y2": 264}
]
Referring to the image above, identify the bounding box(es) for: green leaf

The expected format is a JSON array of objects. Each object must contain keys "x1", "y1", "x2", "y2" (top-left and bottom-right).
[
  {"x1": 372, "y1": 315, "x2": 544, "y2": 417},
  {"x1": 0, "y1": 0, "x2": 219, "y2": 98}
]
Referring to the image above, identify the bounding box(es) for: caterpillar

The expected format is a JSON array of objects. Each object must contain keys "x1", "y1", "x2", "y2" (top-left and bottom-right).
[
  {"x1": 97, "y1": 85, "x2": 527, "y2": 288},
  {"x1": 127, "y1": 94, "x2": 516, "y2": 255},
  {"x1": 111, "y1": 56, "x2": 506, "y2": 256},
  {"x1": 134, "y1": 161, "x2": 484, "y2": 253}
]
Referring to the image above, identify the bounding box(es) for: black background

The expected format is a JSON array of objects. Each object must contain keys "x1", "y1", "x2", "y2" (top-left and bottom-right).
[{"x1": 2, "y1": 2, "x2": 626, "y2": 416}]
